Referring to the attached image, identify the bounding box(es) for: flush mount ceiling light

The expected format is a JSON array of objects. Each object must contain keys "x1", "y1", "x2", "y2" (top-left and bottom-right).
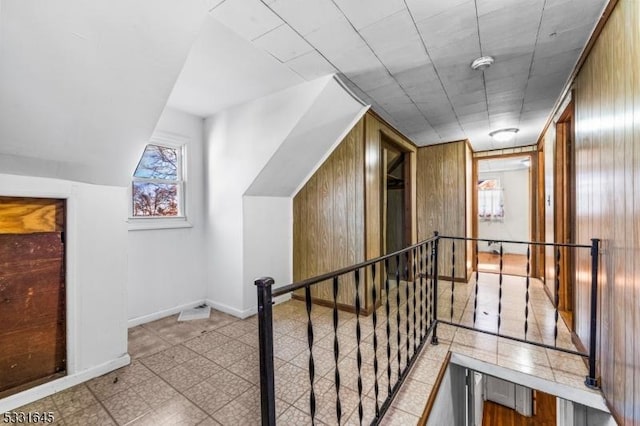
[
  {"x1": 489, "y1": 128, "x2": 519, "y2": 142},
  {"x1": 470, "y1": 56, "x2": 495, "y2": 71}
]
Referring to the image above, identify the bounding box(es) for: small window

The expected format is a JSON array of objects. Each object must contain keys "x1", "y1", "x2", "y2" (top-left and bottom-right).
[
  {"x1": 478, "y1": 178, "x2": 504, "y2": 222},
  {"x1": 132, "y1": 144, "x2": 184, "y2": 217}
]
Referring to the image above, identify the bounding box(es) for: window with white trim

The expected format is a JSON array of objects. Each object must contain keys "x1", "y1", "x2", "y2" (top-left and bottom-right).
[{"x1": 131, "y1": 143, "x2": 184, "y2": 217}]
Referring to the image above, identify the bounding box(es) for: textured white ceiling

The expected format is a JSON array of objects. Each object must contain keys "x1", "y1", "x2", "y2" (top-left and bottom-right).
[
  {"x1": 167, "y1": 17, "x2": 304, "y2": 117},
  {"x1": 0, "y1": 0, "x2": 608, "y2": 185},
  {"x1": 207, "y1": 0, "x2": 607, "y2": 151},
  {"x1": 0, "y1": 0, "x2": 208, "y2": 185}
]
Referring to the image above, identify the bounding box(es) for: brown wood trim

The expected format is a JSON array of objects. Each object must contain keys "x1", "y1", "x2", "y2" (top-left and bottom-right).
[
  {"x1": 605, "y1": 399, "x2": 624, "y2": 426},
  {"x1": 367, "y1": 109, "x2": 418, "y2": 148},
  {"x1": 417, "y1": 139, "x2": 469, "y2": 149},
  {"x1": 542, "y1": 280, "x2": 554, "y2": 306},
  {"x1": 418, "y1": 351, "x2": 452, "y2": 426},
  {"x1": 291, "y1": 293, "x2": 373, "y2": 316},
  {"x1": 535, "y1": 0, "x2": 620, "y2": 150},
  {"x1": 438, "y1": 275, "x2": 469, "y2": 284},
  {"x1": 473, "y1": 144, "x2": 538, "y2": 157},
  {"x1": 465, "y1": 139, "x2": 474, "y2": 154},
  {"x1": 473, "y1": 150, "x2": 537, "y2": 162},
  {"x1": 571, "y1": 332, "x2": 587, "y2": 356}
]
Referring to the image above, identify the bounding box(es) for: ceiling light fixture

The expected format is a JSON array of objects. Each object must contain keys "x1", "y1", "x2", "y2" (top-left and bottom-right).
[
  {"x1": 489, "y1": 128, "x2": 519, "y2": 142},
  {"x1": 471, "y1": 56, "x2": 495, "y2": 71}
]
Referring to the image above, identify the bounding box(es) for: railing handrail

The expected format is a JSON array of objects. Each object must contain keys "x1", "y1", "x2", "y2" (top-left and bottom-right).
[
  {"x1": 272, "y1": 235, "x2": 439, "y2": 297},
  {"x1": 438, "y1": 234, "x2": 592, "y2": 249},
  {"x1": 256, "y1": 233, "x2": 601, "y2": 425}
]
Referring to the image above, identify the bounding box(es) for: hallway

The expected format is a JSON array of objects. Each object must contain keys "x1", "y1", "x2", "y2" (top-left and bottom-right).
[{"x1": 13, "y1": 273, "x2": 596, "y2": 425}]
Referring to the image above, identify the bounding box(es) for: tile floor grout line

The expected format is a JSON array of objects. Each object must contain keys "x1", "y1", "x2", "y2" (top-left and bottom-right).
[{"x1": 83, "y1": 382, "x2": 122, "y2": 426}]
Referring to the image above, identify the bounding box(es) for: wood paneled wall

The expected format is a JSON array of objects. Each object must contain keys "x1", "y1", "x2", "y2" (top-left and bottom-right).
[
  {"x1": 292, "y1": 111, "x2": 417, "y2": 312},
  {"x1": 568, "y1": 0, "x2": 639, "y2": 422},
  {"x1": 416, "y1": 141, "x2": 471, "y2": 281},
  {"x1": 293, "y1": 118, "x2": 365, "y2": 308}
]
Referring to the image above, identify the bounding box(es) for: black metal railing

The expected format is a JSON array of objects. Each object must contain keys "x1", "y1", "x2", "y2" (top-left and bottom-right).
[
  {"x1": 435, "y1": 235, "x2": 600, "y2": 389},
  {"x1": 255, "y1": 233, "x2": 600, "y2": 425}
]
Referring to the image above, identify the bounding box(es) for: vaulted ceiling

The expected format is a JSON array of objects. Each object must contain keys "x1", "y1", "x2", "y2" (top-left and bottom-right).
[
  {"x1": 195, "y1": 0, "x2": 607, "y2": 151},
  {"x1": 0, "y1": 0, "x2": 608, "y2": 187}
]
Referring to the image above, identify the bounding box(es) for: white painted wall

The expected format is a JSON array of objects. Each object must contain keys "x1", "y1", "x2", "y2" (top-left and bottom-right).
[
  {"x1": 0, "y1": 173, "x2": 129, "y2": 412},
  {"x1": 559, "y1": 399, "x2": 618, "y2": 426},
  {"x1": 203, "y1": 78, "x2": 327, "y2": 316},
  {"x1": 242, "y1": 196, "x2": 292, "y2": 308},
  {"x1": 478, "y1": 168, "x2": 531, "y2": 254},
  {"x1": 127, "y1": 108, "x2": 207, "y2": 325},
  {"x1": 426, "y1": 363, "x2": 467, "y2": 426},
  {"x1": 203, "y1": 76, "x2": 365, "y2": 316}
]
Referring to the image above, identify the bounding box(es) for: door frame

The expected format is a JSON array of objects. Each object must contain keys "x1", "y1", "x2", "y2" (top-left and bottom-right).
[
  {"x1": 554, "y1": 100, "x2": 575, "y2": 329},
  {"x1": 381, "y1": 135, "x2": 414, "y2": 282},
  {"x1": 471, "y1": 151, "x2": 540, "y2": 276}
]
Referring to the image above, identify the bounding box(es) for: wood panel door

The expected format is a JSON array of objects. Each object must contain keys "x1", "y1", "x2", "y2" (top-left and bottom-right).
[{"x1": 0, "y1": 197, "x2": 66, "y2": 397}]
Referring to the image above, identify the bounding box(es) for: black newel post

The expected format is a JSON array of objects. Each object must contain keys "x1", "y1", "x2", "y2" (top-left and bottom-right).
[
  {"x1": 255, "y1": 277, "x2": 276, "y2": 425},
  {"x1": 432, "y1": 231, "x2": 439, "y2": 345},
  {"x1": 585, "y1": 239, "x2": 600, "y2": 389}
]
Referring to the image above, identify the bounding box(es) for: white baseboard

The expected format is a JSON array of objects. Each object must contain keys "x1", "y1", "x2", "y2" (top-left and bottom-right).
[
  {"x1": 205, "y1": 299, "x2": 249, "y2": 318},
  {"x1": 206, "y1": 293, "x2": 291, "y2": 320},
  {"x1": 0, "y1": 354, "x2": 131, "y2": 413},
  {"x1": 128, "y1": 294, "x2": 294, "y2": 327},
  {"x1": 128, "y1": 300, "x2": 207, "y2": 328}
]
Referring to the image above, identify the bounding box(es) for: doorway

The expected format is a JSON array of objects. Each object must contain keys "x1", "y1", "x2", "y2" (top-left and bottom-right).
[
  {"x1": 382, "y1": 139, "x2": 410, "y2": 278},
  {"x1": 475, "y1": 155, "x2": 533, "y2": 276},
  {"x1": 554, "y1": 102, "x2": 575, "y2": 329}
]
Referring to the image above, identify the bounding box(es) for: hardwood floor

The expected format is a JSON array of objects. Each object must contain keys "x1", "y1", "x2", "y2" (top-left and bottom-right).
[
  {"x1": 482, "y1": 391, "x2": 556, "y2": 426},
  {"x1": 477, "y1": 252, "x2": 528, "y2": 277}
]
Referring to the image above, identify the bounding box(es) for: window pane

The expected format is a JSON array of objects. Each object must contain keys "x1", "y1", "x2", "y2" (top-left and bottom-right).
[
  {"x1": 132, "y1": 182, "x2": 179, "y2": 216},
  {"x1": 133, "y1": 144, "x2": 178, "y2": 180}
]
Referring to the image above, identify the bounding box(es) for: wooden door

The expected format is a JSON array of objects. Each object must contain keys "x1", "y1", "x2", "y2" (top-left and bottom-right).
[{"x1": 0, "y1": 197, "x2": 66, "y2": 397}]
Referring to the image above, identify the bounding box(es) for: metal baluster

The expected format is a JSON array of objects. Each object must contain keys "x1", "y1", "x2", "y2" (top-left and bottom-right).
[
  {"x1": 450, "y1": 241, "x2": 456, "y2": 322},
  {"x1": 554, "y1": 246, "x2": 561, "y2": 347},
  {"x1": 412, "y1": 247, "x2": 418, "y2": 354},
  {"x1": 432, "y1": 232, "x2": 439, "y2": 345},
  {"x1": 255, "y1": 278, "x2": 276, "y2": 426},
  {"x1": 585, "y1": 239, "x2": 600, "y2": 389},
  {"x1": 405, "y1": 250, "x2": 410, "y2": 365},
  {"x1": 305, "y1": 286, "x2": 316, "y2": 424},
  {"x1": 473, "y1": 241, "x2": 479, "y2": 327},
  {"x1": 497, "y1": 243, "x2": 504, "y2": 335},
  {"x1": 384, "y1": 258, "x2": 392, "y2": 397},
  {"x1": 355, "y1": 269, "x2": 364, "y2": 424},
  {"x1": 371, "y1": 263, "x2": 380, "y2": 418},
  {"x1": 332, "y1": 277, "x2": 342, "y2": 424},
  {"x1": 395, "y1": 254, "x2": 402, "y2": 379},
  {"x1": 428, "y1": 241, "x2": 433, "y2": 328},
  {"x1": 419, "y1": 244, "x2": 425, "y2": 340},
  {"x1": 524, "y1": 245, "x2": 531, "y2": 341}
]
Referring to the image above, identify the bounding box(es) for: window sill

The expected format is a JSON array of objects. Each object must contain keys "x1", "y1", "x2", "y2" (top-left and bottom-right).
[{"x1": 127, "y1": 217, "x2": 193, "y2": 231}]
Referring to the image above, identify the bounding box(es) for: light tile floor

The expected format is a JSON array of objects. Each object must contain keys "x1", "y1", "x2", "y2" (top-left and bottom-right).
[{"x1": 11, "y1": 273, "x2": 597, "y2": 425}]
